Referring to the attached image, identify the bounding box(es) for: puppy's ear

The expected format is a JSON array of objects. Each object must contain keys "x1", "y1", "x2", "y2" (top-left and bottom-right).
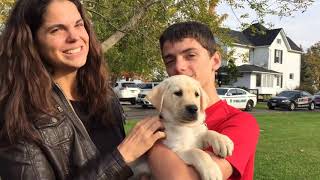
[
  {"x1": 147, "y1": 81, "x2": 169, "y2": 112},
  {"x1": 199, "y1": 87, "x2": 209, "y2": 112}
]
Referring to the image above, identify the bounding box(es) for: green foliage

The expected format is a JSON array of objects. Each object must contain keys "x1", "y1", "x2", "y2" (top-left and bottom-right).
[
  {"x1": 217, "y1": 59, "x2": 240, "y2": 86},
  {"x1": 0, "y1": 0, "x2": 15, "y2": 30},
  {"x1": 300, "y1": 41, "x2": 320, "y2": 93},
  {"x1": 1, "y1": 0, "x2": 314, "y2": 81}
]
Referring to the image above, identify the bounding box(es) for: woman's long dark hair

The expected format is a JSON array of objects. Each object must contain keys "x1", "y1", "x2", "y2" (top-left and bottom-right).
[{"x1": 0, "y1": 0, "x2": 116, "y2": 144}]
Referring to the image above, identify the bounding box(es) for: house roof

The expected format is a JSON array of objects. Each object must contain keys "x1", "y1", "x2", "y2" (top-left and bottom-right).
[
  {"x1": 286, "y1": 36, "x2": 303, "y2": 51},
  {"x1": 229, "y1": 30, "x2": 253, "y2": 46},
  {"x1": 237, "y1": 64, "x2": 280, "y2": 74},
  {"x1": 230, "y1": 23, "x2": 302, "y2": 52},
  {"x1": 243, "y1": 24, "x2": 282, "y2": 46}
]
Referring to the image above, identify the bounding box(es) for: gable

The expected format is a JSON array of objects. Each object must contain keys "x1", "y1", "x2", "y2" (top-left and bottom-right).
[{"x1": 228, "y1": 23, "x2": 303, "y2": 53}]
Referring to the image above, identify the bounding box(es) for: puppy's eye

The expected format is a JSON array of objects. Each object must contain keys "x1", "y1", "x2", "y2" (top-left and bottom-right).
[
  {"x1": 195, "y1": 91, "x2": 199, "y2": 97},
  {"x1": 174, "y1": 90, "x2": 183, "y2": 96}
]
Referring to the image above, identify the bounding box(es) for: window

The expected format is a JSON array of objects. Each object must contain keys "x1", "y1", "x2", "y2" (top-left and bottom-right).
[
  {"x1": 263, "y1": 74, "x2": 273, "y2": 87},
  {"x1": 289, "y1": 73, "x2": 294, "y2": 80},
  {"x1": 302, "y1": 91, "x2": 311, "y2": 97},
  {"x1": 274, "y1": 49, "x2": 283, "y2": 64},
  {"x1": 228, "y1": 89, "x2": 237, "y2": 95},
  {"x1": 277, "y1": 39, "x2": 281, "y2": 44},
  {"x1": 236, "y1": 89, "x2": 246, "y2": 95},
  {"x1": 256, "y1": 74, "x2": 274, "y2": 87},
  {"x1": 276, "y1": 75, "x2": 282, "y2": 87},
  {"x1": 256, "y1": 74, "x2": 261, "y2": 87}
]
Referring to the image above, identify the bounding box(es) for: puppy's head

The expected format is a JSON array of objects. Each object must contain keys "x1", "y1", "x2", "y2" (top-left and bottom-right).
[{"x1": 147, "y1": 75, "x2": 209, "y2": 125}]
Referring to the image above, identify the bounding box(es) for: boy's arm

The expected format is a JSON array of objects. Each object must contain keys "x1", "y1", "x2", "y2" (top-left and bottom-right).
[{"x1": 148, "y1": 143, "x2": 233, "y2": 180}]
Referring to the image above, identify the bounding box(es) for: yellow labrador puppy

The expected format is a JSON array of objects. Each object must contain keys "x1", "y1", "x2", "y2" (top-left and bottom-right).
[{"x1": 131, "y1": 75, "x2": 233, "y2": 180}]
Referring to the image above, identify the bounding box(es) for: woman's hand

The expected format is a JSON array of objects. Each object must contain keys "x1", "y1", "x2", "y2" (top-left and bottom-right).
[{"x1": 117, "y1": 116, "x2": 166, "y2": 164}]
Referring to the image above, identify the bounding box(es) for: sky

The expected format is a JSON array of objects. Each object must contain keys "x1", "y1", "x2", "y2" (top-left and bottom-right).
[{"x1": 216, "y1": 1, "x2": 320, "y2": 51}]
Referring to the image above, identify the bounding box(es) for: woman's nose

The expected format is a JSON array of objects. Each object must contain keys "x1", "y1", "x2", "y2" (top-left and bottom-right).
[{"x1": 66, "y1": 28, "x2": 80, "y2": 43}]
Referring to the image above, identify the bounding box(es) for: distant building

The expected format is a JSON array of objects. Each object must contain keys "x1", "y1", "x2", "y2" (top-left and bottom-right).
[{"x1": 221, "y1": 23, "x2": 303, "y2": 97}]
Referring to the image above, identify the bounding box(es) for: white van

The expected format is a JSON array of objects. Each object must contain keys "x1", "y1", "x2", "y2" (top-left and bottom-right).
[{"x1": 113, "y1": 81, "x2": 140, "y2": 105}]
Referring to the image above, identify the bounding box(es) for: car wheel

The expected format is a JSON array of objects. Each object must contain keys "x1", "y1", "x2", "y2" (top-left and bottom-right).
[
  {"x1": 130, "y1": 99, "x2": 136, "y2": 105},
  {"x1": 288, "y1": 102, "x2": 295, "y2": 111},
  {"x1": 245, "y1": 100, "x2": 253, "y2": 111},
  {"x1": 308, "y1": 102, "x2": 315, "y2": 110}
]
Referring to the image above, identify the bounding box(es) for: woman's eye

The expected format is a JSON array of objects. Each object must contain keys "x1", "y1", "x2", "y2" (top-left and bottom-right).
[
  {"x1": 50, "y1": 28, "x2": 59, "y2": 34},
  {"x1": 76, "y1": 22, "x2": 84, "y2": 27}
]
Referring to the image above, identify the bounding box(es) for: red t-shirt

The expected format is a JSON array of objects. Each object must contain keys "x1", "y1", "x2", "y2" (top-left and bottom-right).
[{"x1": 205, "y1": 100, "x2": 259, "y2": 180}]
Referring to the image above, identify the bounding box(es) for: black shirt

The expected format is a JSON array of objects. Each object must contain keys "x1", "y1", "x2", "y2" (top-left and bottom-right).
[{"x1": 70, "y1": 100, "x2": 125, "y2": 156}]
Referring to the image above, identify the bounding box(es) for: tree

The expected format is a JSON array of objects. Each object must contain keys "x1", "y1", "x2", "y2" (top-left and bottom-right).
[
  {"x1": 300, "y1": 42, "x2": 320, "y2": 93},
  {"x1": 83, "y1": 0, "x2": 313, "y2": 81},
  {"x1": 1, "y1": 0, "x2": 314, "y2": 81},
  {"x1": 0, "y1": 0, "x2": 14, "y2": 31}
]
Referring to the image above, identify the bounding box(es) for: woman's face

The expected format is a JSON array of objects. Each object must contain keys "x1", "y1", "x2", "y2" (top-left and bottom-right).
[{"x1": 36, "y1": 0, "x2": 89, "y2": 76}]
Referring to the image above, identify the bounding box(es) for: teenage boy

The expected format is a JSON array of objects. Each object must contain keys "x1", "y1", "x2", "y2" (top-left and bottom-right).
[{"x1": 148, "y1": 21, "x2": 259, "y2": 180}]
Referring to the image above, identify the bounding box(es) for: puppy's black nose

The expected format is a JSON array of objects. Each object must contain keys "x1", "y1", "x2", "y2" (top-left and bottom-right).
[{"x1": 185, "y1": 105, "x2": 198, "y2": 114}]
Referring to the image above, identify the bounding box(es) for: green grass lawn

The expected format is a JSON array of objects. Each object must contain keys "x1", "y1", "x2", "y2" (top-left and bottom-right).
[
  {"x1": 254, "y1": 112, "x2": 320, "y2": 180},
  {"x1": 125, "y1": 111, "x2": 320, "y2": 179},
  {"x1": 255, "y1": 101, "x2": 268, "y2": 110}
]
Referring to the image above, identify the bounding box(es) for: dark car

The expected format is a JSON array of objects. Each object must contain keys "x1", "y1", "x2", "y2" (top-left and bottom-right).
[
  {"x1": 267, "y1": 90, "x2": 315, "y2": 111},
  {"x1": 314, "y1": 91, "x2": 320, "y2": 107}
]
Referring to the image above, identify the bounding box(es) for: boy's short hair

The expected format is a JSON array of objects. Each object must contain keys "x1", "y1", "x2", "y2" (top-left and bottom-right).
[{"x1": 159, "y1": 21, "x2": 217, "y2": 56}]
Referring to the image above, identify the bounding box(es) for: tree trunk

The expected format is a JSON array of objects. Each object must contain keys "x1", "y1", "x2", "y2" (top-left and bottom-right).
[{"x1": 101, "y1": 0, "x2": 160, "y2": 52}]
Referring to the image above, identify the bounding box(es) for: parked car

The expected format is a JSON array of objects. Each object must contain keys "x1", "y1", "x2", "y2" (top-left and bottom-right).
[
  {"x1": 217, "y1": 87, "x2": 257, "y2": 111},
  {"x1": 314, "y1": 91, "x2": 320, "y2": 107},
  {"x1": 113, "y1": 81, "x2": 140, "y2": 105},
  {"x1": 136, "y1": 82, "x2": 160, "y2": 108},
  {"x1": 267, "y1": 90, "x2": 315, "y2": 111}
]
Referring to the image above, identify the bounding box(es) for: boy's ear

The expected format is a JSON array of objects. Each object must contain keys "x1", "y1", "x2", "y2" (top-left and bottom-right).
[
  {"x1": 147, "y1": 81, "x2": 169, "y2": 112},
  {"x1": 211, "y1": 51, "x2": 222, "y2": 71}
]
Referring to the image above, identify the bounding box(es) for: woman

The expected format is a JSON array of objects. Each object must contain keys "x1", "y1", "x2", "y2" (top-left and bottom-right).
[{"x1": 0, "y1": 0, "x2": 165, "y2": 179}]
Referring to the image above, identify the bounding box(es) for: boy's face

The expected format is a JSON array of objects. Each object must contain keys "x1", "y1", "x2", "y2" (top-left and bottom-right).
[{"x1": 161, "y1": 37, "x2": 220, "y2": 88}]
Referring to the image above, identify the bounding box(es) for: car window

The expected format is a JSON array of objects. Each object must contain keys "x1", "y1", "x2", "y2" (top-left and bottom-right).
[
  {"x1": 229, "y1": 89, "x2": 237, "y2": 95},
  {"x1": 122, "y1": 83, "x2": 137, "y2": 88},
  {"x1": 302, "y1": 91, "x2": 311, "y2": 97},
  {"x1": 138, "y1": 83, "x2": 159, "y2": 89},
  {"x1": 236, "y1": 89, "x2": 246, "y2": 95},
  {"x1": 217, "y1": 88, "x2": 228, "y2": 95},
  {"x1": 278, "y1": 91, "x2": 298, "y2": 98}
]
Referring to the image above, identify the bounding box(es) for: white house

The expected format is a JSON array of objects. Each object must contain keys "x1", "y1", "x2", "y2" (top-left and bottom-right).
[{"x1": 220, "y1": 23, "x2": 303, "y2": 97}]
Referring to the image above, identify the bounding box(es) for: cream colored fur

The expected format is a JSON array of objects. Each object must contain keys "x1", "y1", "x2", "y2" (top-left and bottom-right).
[{"x1": 130, "y1": 75, "x2": 234, "y2": 180}]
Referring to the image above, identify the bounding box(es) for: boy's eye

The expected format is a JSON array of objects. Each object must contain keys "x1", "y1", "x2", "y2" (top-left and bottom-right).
[{"x1": 165, "y1": 58, "x2": 175, "y2": 66}]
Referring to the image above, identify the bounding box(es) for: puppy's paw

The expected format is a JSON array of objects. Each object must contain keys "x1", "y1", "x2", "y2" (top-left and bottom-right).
[
  {"x1": 205, "y1": 131, "x2": 234, "y2": 158},
  {"x1": 178, "y1": 149, "x2": 223, "y2": 180},
  {"x1": 199, "y1": 158, "x2": 222, "y2": 180}
]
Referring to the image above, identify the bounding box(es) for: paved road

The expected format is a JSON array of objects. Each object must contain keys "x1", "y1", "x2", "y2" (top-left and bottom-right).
[{"x1": 122, "y1": 102, "x2": 320, "y2": 120}]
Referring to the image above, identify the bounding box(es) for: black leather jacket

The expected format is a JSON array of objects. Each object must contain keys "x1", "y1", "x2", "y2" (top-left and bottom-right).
[{"x1": 0, "y1": 84, "x2": 133, "y2": 180}]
